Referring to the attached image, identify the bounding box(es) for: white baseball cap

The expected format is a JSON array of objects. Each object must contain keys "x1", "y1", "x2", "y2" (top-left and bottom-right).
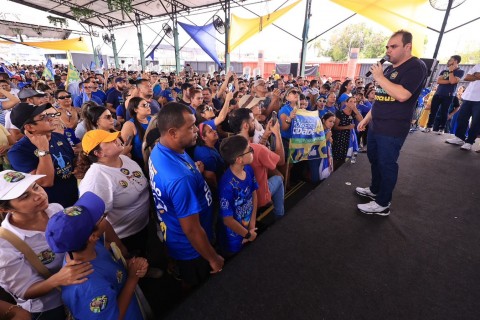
[{"x1": 0, "y1": 170, "x2": 45, "y2": 201}]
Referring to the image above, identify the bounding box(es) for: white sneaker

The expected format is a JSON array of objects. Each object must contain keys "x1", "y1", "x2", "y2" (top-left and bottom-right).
[
  {"x1": 445, "y1": 137, "x2": 465, "y2": 145},
  {"x1": 355, "y1": 187, "x2": 376, "y2": 200},
  {"x1": 460, "y1": 143, "x2": 472, "y2": 151},
  {"x1": 357, "y1": 201, "x2": 390, "y2": 216},
  {"x1": 422, "y1": 128, "x2": 431, "y2": 133},
  {"x1": 435, "y1": 130, "x2": 444, "y2": 135}
]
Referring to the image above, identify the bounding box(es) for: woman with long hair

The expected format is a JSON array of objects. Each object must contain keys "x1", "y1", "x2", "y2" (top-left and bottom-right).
[
  {"x1": 120, "y1": 97, "x2": 152, "y2": 169},
  {"x1": 336, "y1": 79, "x2": 355, "y2": 109},
  {"x1": 332, "y1": 96, "x2": 363, "y2": 170},
  {"x1": 75, "y1": 102, "x2": 116, "y2": 140}
]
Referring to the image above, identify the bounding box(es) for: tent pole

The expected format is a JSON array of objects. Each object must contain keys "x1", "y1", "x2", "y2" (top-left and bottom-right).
[
  {"x1": 224, "y1": 0, "x2": 231, "y2": 72},
  {"x1": 173, "y1": 9, "x2": 181, "y2": 75},
  {"x1": 432, "y1": 0, "x2": 453, "y2": 59},
  {"x1": 135, "y1": 13, "x2": 146, "y2": 71},
  {"x1": 108, "y1": 21, "x2": 120, "y2": 69},
  {"x1": 299, "y1": 0, "x2": 312, "y2": 77}
]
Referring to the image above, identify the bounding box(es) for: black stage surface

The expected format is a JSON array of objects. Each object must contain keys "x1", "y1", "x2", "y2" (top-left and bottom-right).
[{"x1": 164, "y1": 132, "x2": 480, "y2": 320}]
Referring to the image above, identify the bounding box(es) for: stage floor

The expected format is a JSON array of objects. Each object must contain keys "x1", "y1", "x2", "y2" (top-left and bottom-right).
[{"x1": 164, "y1": 131, "x2": 480, "y2": 320}]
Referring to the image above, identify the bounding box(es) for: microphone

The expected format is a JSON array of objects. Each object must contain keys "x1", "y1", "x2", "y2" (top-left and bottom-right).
[{"x1": 365, "y1": 55, "x2": 389, "y2": 77}]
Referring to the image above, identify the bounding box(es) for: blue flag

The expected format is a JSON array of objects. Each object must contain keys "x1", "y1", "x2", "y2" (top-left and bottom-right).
[
  {"x1": 99, "y1": 55, "x2": 104, "y2": 69},
  {"x1": 178, "y1": 22, "x2": 222, "y2": 67},
  {"x1": 89, "y1": 61, "x2": 95, "y2": 70},
  {"x1": 0, "y1": 63, "x2": 15, "y2": 77}
]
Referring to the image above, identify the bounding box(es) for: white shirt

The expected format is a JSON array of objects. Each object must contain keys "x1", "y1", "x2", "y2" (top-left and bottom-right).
[
  {"x1": 461, "y1": 64, "x2": 480, "y2": 101},
  {"x1": 0, "y1": 203, "x2": 64, "y2": 313},
  {"x1": 79, "y1": 155, "x2": 150, "y2": 238}
]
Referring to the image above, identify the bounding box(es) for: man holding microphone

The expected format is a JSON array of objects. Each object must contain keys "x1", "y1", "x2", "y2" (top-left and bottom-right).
[{"x1": 356, "y1": 30, "x2": 427, "y2": 216}]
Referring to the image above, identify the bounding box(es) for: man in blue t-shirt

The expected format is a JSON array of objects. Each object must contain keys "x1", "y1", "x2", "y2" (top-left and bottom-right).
[
  {"x1": 149, "y1": 103, "x2": 224, "y2": 287},
  {"x1": 424, "y1": 55, "x2": 464, "y2": 134},
  {"x1": 73, "y1": 79, "x2": 103, "y2": 108},
  {"x1": 356, "y1": 30, "x2": 427, "y2": 216},
  {"x1": 8, "y1": 102, "x2": 78, "y2": 207},
  {"x1": 106, "y1": 77, "x2": 127, "y2": 115}
]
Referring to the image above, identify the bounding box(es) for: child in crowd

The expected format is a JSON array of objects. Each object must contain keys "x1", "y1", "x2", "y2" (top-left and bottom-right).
[
  {"x1": 319, "y1": 112, "x2": 335, "y2": 180},
  {"x1": 46, "y1": 192, "x2": 148, "y2": 320},
  {"x1": 218, "y1": 135, "x2": 259, "y2": 257}
]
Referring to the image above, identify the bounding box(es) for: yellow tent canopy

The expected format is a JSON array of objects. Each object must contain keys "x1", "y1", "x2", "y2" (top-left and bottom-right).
[
  {"x1": 330, "y1": 0, "x2": 429, "y2": 57},
  {"x1": 228, "y1": 0, "x2": 301, "y2": 53},
  {"x1": 0, "y1": 37, "x2": 90, "y2": 52}
]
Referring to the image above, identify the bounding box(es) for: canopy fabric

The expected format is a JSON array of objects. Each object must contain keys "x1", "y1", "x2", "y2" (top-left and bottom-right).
[
  {"x1": 0, "y1": 37, "x2": 90, "y2": 52},
  {"x1": 178, "y1": 22, "x2": 222, "y2": 67},
  {"x1": 330, "y1": 0, "x2": 429, "y2": 57},
  {"x1": 228, "y1": 0, "x2": 301, "y2": 53}
]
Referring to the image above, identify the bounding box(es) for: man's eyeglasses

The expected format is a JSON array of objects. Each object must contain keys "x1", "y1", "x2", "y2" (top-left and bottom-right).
[
  {"x1": 84, "y1": 86, "x2": 97, "y2": 89},
  {"x1": 238, "y1": 146, "x2": 254, "y2": 157},
  {"x1": 57, "y1": 94, "x2": 72, "y2": 100},
  {"x1": 31, "y1": 112, "x2": 61, "y2": 123}
]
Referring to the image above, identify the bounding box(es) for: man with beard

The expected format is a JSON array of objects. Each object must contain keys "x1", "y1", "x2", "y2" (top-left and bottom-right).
[
  {"x1": 253, "y1": 79, "x2": 282, "y2": 117},
  {"x1": 356, "y1": 30, "x2": 427, "y2": 216},
  {"x1": 136, "y1": 79, "x2": 160, "y2": 114},
  {"x1": 149, "y1": 103, "x2": 224, "y2": 288},
  {"x1": 107, "y1": 77, "x2": 127, "y2": 116},
  {"x1": 229, "y1": 108, "x2": 285, "y2": 219}
]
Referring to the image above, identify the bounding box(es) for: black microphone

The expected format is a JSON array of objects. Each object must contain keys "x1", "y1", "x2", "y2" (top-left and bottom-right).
[{"x1": 365, "y1": 55, "x2": 389, "y2": 77}]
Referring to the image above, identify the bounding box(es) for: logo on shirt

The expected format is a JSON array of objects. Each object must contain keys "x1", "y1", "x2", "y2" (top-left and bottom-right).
[
  {"x1": 390, "y1": 71, "x2": 398, "y2": 79},
  {"x1": 90, "y1": 295, "x2": 108, "y2": 313},
  {"x1": 120, "y1": 168, "x2": 130, "y2": 175},
  {"x1": 3, "y1": 171, "x2": 25, "y2": 183},
  {"x1": 119, "y1": 180, "x2": 128, "y2": 188},
  {"x1": 116, "y1": 270, "x2": 123, "y2": 284},
  {"x1": 133, "y1": 171, "x2": 142, "y2": 178},
  {"x1": 63, "y1": 206, "x2": 82, "y2": 216},
  {"x1": 37, "y1": 249, "x2": 55, "y2": 265}
]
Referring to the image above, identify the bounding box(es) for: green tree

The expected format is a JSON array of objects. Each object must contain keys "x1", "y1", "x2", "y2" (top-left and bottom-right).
[{"x1": 317, "y1": 23, "x2": 389, "y2": 61}]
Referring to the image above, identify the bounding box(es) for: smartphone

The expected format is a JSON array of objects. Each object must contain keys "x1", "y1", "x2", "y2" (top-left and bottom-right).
[
  {"x1": 271, "y1": 111, "x2": 277, "y2": 125},
  {"x1": 125, "y1": 135, "x2": 133, "y2": 146}
]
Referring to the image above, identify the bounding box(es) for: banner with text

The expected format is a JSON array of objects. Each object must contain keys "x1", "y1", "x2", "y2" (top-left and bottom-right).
[{"x1": 289, "y1": 109, "x2": 327, "y2": 163}]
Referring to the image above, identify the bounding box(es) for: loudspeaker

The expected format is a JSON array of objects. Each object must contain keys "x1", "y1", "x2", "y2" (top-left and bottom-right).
[
  {"x1": 420, "y1": 58, "x2": 438, "y2": 77},
  {"x1": 290, "y1": 63, "x2": 299, "y2": 77}
]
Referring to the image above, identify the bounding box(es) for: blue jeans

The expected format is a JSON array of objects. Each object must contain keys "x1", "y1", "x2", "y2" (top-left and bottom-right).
[
  {"x1": 428, "y1": 94, "x2": 454, "y2": 130},
  {"x1": 268, "y1": 175, "x2": 285, "y2": 217},
  {"x1": 455, "y1": 99, "x2": 480, "y2": 144},
  {"x1": 366, "y1": 130, "x2": 407, "y2": 207}
]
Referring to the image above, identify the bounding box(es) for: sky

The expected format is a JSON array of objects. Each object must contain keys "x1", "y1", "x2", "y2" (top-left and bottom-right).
[{"x1": 1, "y1": 0, "x2": 479, "y2": 64}]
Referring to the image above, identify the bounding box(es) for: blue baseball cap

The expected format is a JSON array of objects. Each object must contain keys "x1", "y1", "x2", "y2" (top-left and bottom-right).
[
  {"x1": 46, "y1": 192, "x2": 106, "y2": 253},
  {"x1": 160, "y1": 89, "x2": 174, "y2": 102}
]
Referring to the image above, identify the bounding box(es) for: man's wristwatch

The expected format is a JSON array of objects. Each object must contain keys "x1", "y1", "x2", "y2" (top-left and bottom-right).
[
  {"x1": 244, "y1": 231, "x2": 251, "y2": 240},
  {"x1": 34, "y1": 149, "x2": 50, "y2": 157}
]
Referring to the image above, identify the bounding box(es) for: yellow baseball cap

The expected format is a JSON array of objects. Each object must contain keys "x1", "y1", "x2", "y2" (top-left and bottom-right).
[{"x1": 82, "y1": 130, "x2": 120, "y2": 154}]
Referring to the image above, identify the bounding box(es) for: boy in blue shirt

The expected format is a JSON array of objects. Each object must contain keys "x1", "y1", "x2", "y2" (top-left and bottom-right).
[
  {"x1": 218, "y1": 135, "x2": 259, "y2": 256},
  {"x1": 46, "y1": 192, "x2": 148, "y2": 320}
]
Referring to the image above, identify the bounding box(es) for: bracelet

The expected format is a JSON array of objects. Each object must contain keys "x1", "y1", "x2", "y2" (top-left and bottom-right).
[{"x1": 4, "y1": 305, "x2": 22, "y2": 318}]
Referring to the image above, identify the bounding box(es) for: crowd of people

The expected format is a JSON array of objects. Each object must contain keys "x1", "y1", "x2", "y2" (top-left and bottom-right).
[{"x1": 0, "y1": 35, "x2": 479, "y2": 318}]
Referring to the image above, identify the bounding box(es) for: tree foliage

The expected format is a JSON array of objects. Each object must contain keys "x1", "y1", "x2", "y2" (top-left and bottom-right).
[{"x1": 316, "y1": 23, "x2": 389, "y2": 61}]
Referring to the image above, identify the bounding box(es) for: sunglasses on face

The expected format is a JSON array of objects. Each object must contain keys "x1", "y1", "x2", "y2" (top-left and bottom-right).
[
  {"x1": 101, "y1": 114, "x2": 113, "y2": 120},
  {"x1": 202, "y1": 106, "x2": 213, "y2": 113},
  {"x1": 57, "y1": 94, "x2": 72, "y2": 100},
  {"x1": 289, "y1": 90, "x2": 299, "y2": 95},
  {"x1": 318, "y1": 99, "x2": 326, "y2": 103},
  {"x1": 139, "y1": 102, "x2": 151, "y2": 108},
  {"x1": 32, "y1": 112, "x2": 61, "y2": 123}
]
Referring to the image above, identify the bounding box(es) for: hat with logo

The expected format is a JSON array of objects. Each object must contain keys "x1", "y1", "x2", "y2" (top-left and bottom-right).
[
  {"x1": 10, "y1": 75, "x2": 22, "y2": 81},
  {"x1": 18, "y1": 88, "x2": 46, "y2": 100},
  {"x1": 82, "y1": 130, "x2": 120, "y2": 155},
  {"x1": 10, "y1": 103, "x2": 49, "y2": 130},
  {"x1": 114, "y1": 77, "x2": 126, "y2": 83},
  {"x1": 237, "y1": 95, "x2": 265, "y2": 109},
  {"x1": 45, "y1": 192, "x2": 106, "y2": 253},
  {"x1": 0, "y1": 170, "x2": 46, "y2": 200},
  {"x1": 160, "y1": 89, "x2": 174, "y2": 102}
]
